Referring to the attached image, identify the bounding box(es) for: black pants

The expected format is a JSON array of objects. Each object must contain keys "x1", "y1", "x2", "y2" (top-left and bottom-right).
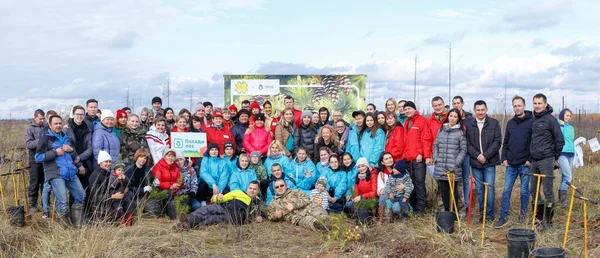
[
  {"x1": 438, "y1": 180, "x2": 459, "y2": 212},
  {"x1": 28, "y1": 162, "x2": 45, "y2": 199},
  {"x1": 530, "y1": 157, "x2": 555, "y2": 205},
  {"x1": 408, "y1": 160, "x2": 427, "y2": 213},
  {"x1": 259, "y1": 180, "x2": 271, "y2": 201},
  {"x1": 196, "y1": 180, "x2": 229, "y2": 202}
]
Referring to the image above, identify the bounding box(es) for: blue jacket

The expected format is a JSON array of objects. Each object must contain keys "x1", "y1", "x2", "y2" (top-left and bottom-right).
[
  {"x1": 224, "y1": 155, "x2": 238, "y2": 172},
  {"x1": 200, "y1": 154, "x2": 230, "y2": 192},
  {"x1": 358, "y1": 128, "x2": 385, "y2": 168},
  {"x1": 264, "y1": 155, "x2": 292, "y2": 177},
  {"x1": 316, "y1": 161, "x2": 328, "y2": 176},
  {"x1": 229, "y1": 165, "x2": 258, "y2": 192},
  {"x1": 35, "y1": 129, "x2": 79, "y2": 181},
  {"x1": 344, "y1": 165, "x2": 358, "y2": 197},
  {"x1": 321, "y1": 167, "x2": 348, "y2": 199},
  {"x1": 92, "y1": 123, "x2": 120, "y2": 168},
  {"x1": 265, "y1": 175, "x2": 297, "y2": 206},
  {"x1": 291, "y1": 157, "x2": 318, "y2": 192},
  {"x1": 346, "y1": 125, "x2": 361, "y2": 162},
  {"x1": 501, "y1": 111, "x2": 534, "y2": 165},
  {"x1": 559, "y1": 120, "x2": 575, "y2": 154}
]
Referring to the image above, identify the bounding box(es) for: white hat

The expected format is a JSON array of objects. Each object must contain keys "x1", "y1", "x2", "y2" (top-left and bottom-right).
[
  {"x1": 164, "y1": 148, "x2": 177, "y2": 157},
  {"x1": 97, "y1": 150, "x2": 112, "y2": 165},
  {"x1": 175, "y1": 151, "x2": 184, "y2": 160},
  {"x1": 101, "y1": 110, "x2": 115, "y2": 122},
  {"x1": 356, "y1": 157, "x2": 369, "y2": 168}
]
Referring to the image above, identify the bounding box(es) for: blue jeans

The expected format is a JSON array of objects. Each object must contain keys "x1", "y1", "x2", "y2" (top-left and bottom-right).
[
  {"x1": 345, "y1": 200, "x2": 354, "y2": 209},
  {"x1": 49, "y1": 177, "x2": 85, "y2": 214},
  {"x1": 42, "y1": 180, "x2": 51, "y2": 213},
  {"x1": 190, "y1": 198, "x2": 202, "y2": 211},
  {"x1": 461, "y1": 157, "x2": 471, "y2": 207},
  {"x1": 500, "y1": 164, "x2": 531, "y2": 218},
  {"x1": 557, "y1": 154, "x2": 574, "y2": 191},
  {"x1": 472, "y1": 166, "x2": 496, "y2": 220}
]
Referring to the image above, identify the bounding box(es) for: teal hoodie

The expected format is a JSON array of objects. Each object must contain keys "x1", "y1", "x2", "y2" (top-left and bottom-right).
[
  {"x1": 264, "y1": 154, "x2": 293, "y2": 177},
  {"x1": 559, "y1": 120, "x2": 575, "y2": 153},
  {"x1": 343, "y1": 164, "x2": 358, "y2": 197},
  {"x1": 291, "y1": 157, "x2": 318, "y2": 192},
  {"x1": 200, "y1": 154, "x2": 230, "y2": 192},
  {"x1": 321, "y1": 166, "x2": 348, "y2": 199},
  {"x1": 229, "y1": 162, "x2": 258, "y2": 192}
]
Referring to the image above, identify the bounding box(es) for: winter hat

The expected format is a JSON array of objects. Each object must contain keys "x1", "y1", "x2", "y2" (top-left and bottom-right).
[
  {"x1": 403, "y1": 101, "x2": 417, "y2": 110},
  {"x1": 356, "y1": 157, "x2": 369, "y2": 168},
  {"x1": 228, "y1": 104, "x2": 238, "y2": 113},
  {"x1": 250, "y1": 151, "x2": 262, "y2": 158},
  {"x1": 164, "y1": 148, "x2": 177, "y2": 157},
  {"x1": 237, "y1": 109, "x2": 250, "y2": 117},
  {"x1": 114, "y1": 163, "x2": 125, "y2": 171},
  {"x1": 301, "y1": 110, "x2": 312, "y2": 119},
  {"x1": 316, "y1": 177, "x2": 328, "y2": 188},
  {"x1": 254, "y1": 113, "x2": 265, "y2": 121},
  {"x1": 97, "y1": 150, "x2": 112, "y2": 165},
  {"x1": 352, "y1": 110, "x2": 366, "y2": 118},
  {"x1": 212, "y1": 111, "x2": 223, "y2": 118},
  {"x1": 175, "y1": 151, "x2": 185, "y2": 160},
  {"x1": 559, "y1": 109, "x2": 567, "y2": 121},
  {"x1": 152, "y1": 96, "x2": 162, "y2": 105},
  {"x1": 224, "y1": 141, "x2": 234, "y2": 150},
  {"x1": 250, "y1": 101, "x2": 261, "y2": 111},
  {"x1": 195, "y1": 103, "x2": 204, "y2": 112},
  {"x1": 203, "y1": 101, "x2": 213, "y2": 108},
  {"x1": 101, "y1": 110, "x2": 115, "y2": 122},
  {"x1": 394, "y1": 159, "x2": 408, "y2": 173},
  {"x1": 207, "y1": 142, "x2": 220, "y2": 153},
  {"x1": 116, "y1": 109, "x2": 128, "y2": 119}
]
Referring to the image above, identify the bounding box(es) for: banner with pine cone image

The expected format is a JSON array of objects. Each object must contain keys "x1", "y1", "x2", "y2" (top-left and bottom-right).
[{"x1": 224, "y1": 75, "x2": 366, "y2": 123}]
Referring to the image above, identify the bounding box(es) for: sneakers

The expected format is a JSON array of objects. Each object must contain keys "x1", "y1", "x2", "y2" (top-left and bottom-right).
[
  {"x1": 493, "y1": 217, "x2": 508, "y2": 229},
  {"x1": 200, "y1": 201, "x2": 207, "y2": 207},
  {"x1": 42, "y1": 212, "x2": 50, "y2": 219}
]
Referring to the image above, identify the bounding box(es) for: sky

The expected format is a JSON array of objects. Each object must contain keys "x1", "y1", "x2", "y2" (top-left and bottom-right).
[{"x1": 1, "y1": 0, "x2": 599, "y2": 119}]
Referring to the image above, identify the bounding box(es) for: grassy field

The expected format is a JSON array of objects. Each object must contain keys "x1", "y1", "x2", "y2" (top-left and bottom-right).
[{"x1": 1, "y1": 119, "x2": 599, "y2": 257}]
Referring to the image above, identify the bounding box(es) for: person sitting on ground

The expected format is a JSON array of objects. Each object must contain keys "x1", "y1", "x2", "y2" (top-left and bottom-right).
[
  {"x1": 290, "y1": 146, "x2": 318, "y2": 195},
  {"x1": 267, "y1": 179, "x2": 329, "y2": 231},
  {"x1": 345, "y1": 157, "x2": 378, "y2": 212},
  {"x1": 89, "y1": 152, "x2": 134, "y2": 225},
  {"x1": 198, "y1": 143, "x2": 230, "y2": 204},
  {"x1": 384, "y1": 159, "x2": 413, "y2": 221},
  {"x1": 229, "y1": 154, "x2": 258, "y2": 192},
  {"x1": 151, "y1": 148, "x2": 181, "y2": 195},
  {"x1": 265, "y1": 163, "x2": 297, "y2": 205},
  {"x1": 249, "y1": 151, "x2": 268, "y2": 182},
  {"x1": 109, "y1": 163, "x2": 136, "y2": 226},
  {"x1": 320, "y1": 154, "x2": 347, "y2": 213},
  {"x1": 124, "y1": 148, "x2": 153, "y2": 202},
  {"x1": 310, "y1": 177, "x2": 331, "y2": 210},
  {"x1": 175, "y1": 152, "x2": 201, "y2": 211}
]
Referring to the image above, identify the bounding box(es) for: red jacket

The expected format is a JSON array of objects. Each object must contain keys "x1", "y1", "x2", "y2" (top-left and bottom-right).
[
  {"x1": 152, "y1": 158, "x2": 180, "y2": 192},
  {"x1": 243, "y1": 125, "x2": 273, "y2": 156},
  {"x1": 354, "y1": 168, "x2": 379, "y2": 199},
  {"x1": 385, "y1": 126, "x2": 405, "y2": 160},
  {"x1": 403, "y1": 111, "x2": 432, "y2": 161},
  {"x1": 206, "y1": 125, "x2": 235, "y2": 155},
  {"x1": 223, "y1": 120, "x2": 234, "y2": 131},
  {"x1": 171, "y1": 126, "x2": 188, "y2": 133},
  {"x1": 428, "y1": 113, "x2": 448, "y2": 155},
  {"x1": 293, "y1": 108, "x2": 302, "y2": 126}
]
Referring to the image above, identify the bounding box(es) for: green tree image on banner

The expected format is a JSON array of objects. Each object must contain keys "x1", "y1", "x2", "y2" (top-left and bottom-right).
[{"x1": 224, "y1": 75, "x2": 366, "y2": 123}]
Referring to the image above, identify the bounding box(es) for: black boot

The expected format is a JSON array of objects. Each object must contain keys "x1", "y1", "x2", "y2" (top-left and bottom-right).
[
  {"x1": 29, "y1": 197, "x2": 39, "y2": 213},
  {"x1": 540, "y1": 204, "x2": 554, "y2": 232},
  {"x1": 558, "y1": 190, "x2": 567, "y2": 206},
  {"x1": 533, "y1": 203, "x2": 545, "y2": 222}
]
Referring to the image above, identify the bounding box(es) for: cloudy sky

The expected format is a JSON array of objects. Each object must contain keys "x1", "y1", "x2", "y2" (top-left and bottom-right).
[{"x1": 2, "y1": 0, "x2": 599, "y2": 119}]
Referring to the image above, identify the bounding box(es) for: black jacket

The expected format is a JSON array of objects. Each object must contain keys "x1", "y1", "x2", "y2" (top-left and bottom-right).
[
  {"x1": 502, "y1": 111, "x2": 534, "y2": 165},
  {"x1": 124, "y1": 163, "x2": 152, "y2": 197},
  {"x1": 293, "y1": 124, "x2": 317, "y2": 158},
  {"x1": 231, "y1": 122, "x2": 249, "y2": 154},
  {"x1": 466, "y1": 115, "x2": 502, "y2": 169},
  {"x1": 530, "y1": 105, "x2": 564, "y2": 161}
]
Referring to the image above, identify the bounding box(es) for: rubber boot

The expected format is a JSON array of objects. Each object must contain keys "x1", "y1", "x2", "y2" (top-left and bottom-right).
[
  {"x1": 125, "y1": 213, "x2": 133, "y2": 227},
  {"x1": 70, "y1": 204, "x2": 84, "y2": 228},
  {"x1": 377, "y1": 205, "x2": 385, "y2": 225},
  {"x1": 29, "y1": 197, "x2": 39, "y2": 213},
  {"x1": 534, "y1": 203, "x2": 545, "y2": 223},
  {"x1": 540, "y1": 204, "x2": 554, "y2": 232},
  {"x1": 166, "y1": 201, "x2": 177, "y2": 220},
  {"x1": 558, "y1": 190, "x2": 567, "y2": 206}
]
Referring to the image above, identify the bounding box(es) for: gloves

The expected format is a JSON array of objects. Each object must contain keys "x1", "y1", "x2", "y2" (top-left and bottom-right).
[
  {"x1": 153, "y1": 179, "x2": 160, "y2": 187},
  {"x1": 143, "y1": 186, "x2": 152, "y2": 192}
]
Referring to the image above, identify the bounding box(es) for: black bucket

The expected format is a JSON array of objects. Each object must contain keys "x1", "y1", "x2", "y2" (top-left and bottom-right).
[
  {"x1": 70, "y1": 204, "x2": 84, "y2": 228},
  {"x1": 507, "y1": 228, "x2": 536, "y2": 258},
  {"x1": 355, "y1": 209, "x2": 373, "y2": 225},
  {"x1": 530, "y1": 247, "x2": 566, "y2": 258},
  {"x1": 143, "y1": 199, "x2": 163, "y2": 218},
  {"x1": 166, "y1": 201, "x2": 177, "y2": 220},
  {"x1": 436, "y1": 211, "x2": 455, "y2": 233},
  {"x1": 7, "y1": 206, "x2": 25, "y2": 227}
]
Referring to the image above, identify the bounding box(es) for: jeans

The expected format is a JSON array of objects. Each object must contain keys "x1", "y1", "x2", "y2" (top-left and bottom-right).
[
  {"x1": 42, "y1": 181, "x2": 51, "y2": 213},
  {"x1": 557, "y1": 154, "x2": 574, "y2": 191},
  {"x1": 190, "y1": 198, "x2": 202, "y2": 211},
  {"x1": 49, "y1": 177, "x2": 85, "y2": 214},
  {"x1": 408, "y1": 160, "x2": 427, "y2": 213},
  {"x1": 530, "y1": 157, "x2": 555, "y2": 204},
  {"x1": 386, "y1": 197, "x2": 409, "y2": 217},
  {"x1": 500, "y1": 164, "x2": 531, "y2": 218},
  {"x1": 472, "y1": 166, "x2": 496, "y2": 220},
  {"x1": 378, "y1": 193, "x2": 388, "y2": 206},
  {"x1": 461, "y1": 156, "x2": 471, "y2": 207}
]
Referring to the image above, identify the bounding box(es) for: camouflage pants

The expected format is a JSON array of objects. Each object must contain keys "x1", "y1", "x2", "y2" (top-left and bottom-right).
[{"x1": 285, "y1": 206, "x2": 329, "y2": 229}]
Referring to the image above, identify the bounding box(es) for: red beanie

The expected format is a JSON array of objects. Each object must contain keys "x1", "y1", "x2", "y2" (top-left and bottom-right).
[
  {"x1": 228, "y1": 104, "x2": 238, "y2": 113},
  {"x1": 250, "y1": 101, "x2": 261, "y2": 111},
  {"x1": 116, "y1": 110, "x2": 128, "y2": 119}
]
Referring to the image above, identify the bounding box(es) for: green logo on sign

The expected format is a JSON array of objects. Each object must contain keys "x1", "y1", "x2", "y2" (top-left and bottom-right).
[{"x1": 174, "y1": 138, "x2": 183, "y2": 148}]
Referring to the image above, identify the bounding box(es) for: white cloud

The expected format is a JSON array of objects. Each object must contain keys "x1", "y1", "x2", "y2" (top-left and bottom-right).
[{"x1": 502, "y1": 0, "x2": 571, "y2": 31}]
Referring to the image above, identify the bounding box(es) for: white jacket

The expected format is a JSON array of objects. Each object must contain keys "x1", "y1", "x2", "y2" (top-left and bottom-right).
[
  {"x1": 573, "y1": 137, "x2": 586, "y2": 168},
  {"x1": 145, "y1": 129, "x2": 170, "y2": 166},
  {"x1": 377, "y1": 172, "x2": 389, "y2": 196}
]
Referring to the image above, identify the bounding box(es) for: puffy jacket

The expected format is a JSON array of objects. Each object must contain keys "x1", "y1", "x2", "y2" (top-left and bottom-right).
[
  {"x1": 501, "y1": 111, "x2": 534, "y2": 165},
  {"x1": 344, "y1": 164, "x2": 358, "y2": 197},
  {"x1": 84, "y1": 114, "x2": 100, "y2": 133},
  {"x1": 353, "y1": 168, "x2": 379, "y2": 199},
  {"x1": 403, "y1": 111, "x2": 432, "y2": 161},
  {"x1": 62, "y1": 119, "x2": 93, "y2": 170},
  {"x1": 291, "y1": 157, "x2": 318, "y2": 192},
  {"x1": 385, "y1": 126, "x2": 405, "y2": 161},
  {"x1": 314, "y1": 137, "x2": 337, "y2": 161},
  {"x1": 35, "y1": 129, "x2": 79, "y2": 181},
  {"x1": 229, "y1": 164, "x2": 258, "y2": 192},
  {"x1": 433, "y1": 124, "x2": 467, "y2": 181},
  {"x1": 429, "y1": 113, "x2": 448, "y2": 148},
  {"x1": 200, "y1": 154, "x2": 230, "y2": 193},
  {"x1": 145, "y1": 129, "x2": 170, "y2": 166},
  {"x1": 275, "y1": 122, "x2": 295, "y2": 157},
  {"x1": 92, "y1": 123, "x2": 121, "y2": 168},
  {"x1": 357, "y1": 128, "x2": 385, "y2": 168},
  {"x1": 151, "y1": 158, "x2": 180, "y2": 192},
  {"x1": 346, "y1": 124, "x2": 361, "y2": 162},
  {"x1": 293, "y1": 124, "x2": 317, "y2": 158},
  {"x1": 559, "y1": 120, "x2": 575, "y2": 154},
  {"x1": 243, "y1": 125, "x2": 273, "y2": 156},
  {"x1": 119, "y1": 127, "x2": 148, "y2": 164},
  {"x1": 264, "y1": 154, "x2": 293, "y2": 178},
  {"x1": 206, "y1": 125, "x2": 236, "y2": 155},
  {"x1": 266, "y1": 175, "x2": 297, "y2": 206},
  {"x1": 466, "y1": 115, "x2": 502, "y2": 169},
  {"x1": 530, "y1": 105, "x2": 564, "y2": 161},
  {"x1": 321, "y1": 167, "x2": 348, "y2": 199},
  {"x1": 231, "y1": 122, "x2": 249, "y2": 154},
  {"x1": 25, "y1": 121, "x2": 45, "y2": 163}
]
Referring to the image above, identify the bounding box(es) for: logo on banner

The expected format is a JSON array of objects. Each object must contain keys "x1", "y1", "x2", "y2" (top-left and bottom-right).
[{"x1": 232, "y1": 79, "x2": 280, "y2": 95}]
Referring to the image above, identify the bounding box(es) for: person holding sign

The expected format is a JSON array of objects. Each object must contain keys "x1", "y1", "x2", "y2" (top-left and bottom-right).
[
  {"x1": 198, "y1": 143, "x2": 231, "y2": 203},
  {"x1": 206, "y1": 111, "x2": 235, "y2": 155}
]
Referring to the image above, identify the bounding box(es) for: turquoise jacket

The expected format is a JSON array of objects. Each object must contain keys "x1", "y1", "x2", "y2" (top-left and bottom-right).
[
  {"x1": 229, "y1": 166, "x2": 258, "y2": 192},
  {"x1": 359, "y1": 128, "x2": 385, "y2": 168},
  {"x1": 344, "y1": 165, "x2": 358, "y2": 197},
  {"x1": 264, "y1": 155, "x2": 293, "y2": 177},
  {"x1": 346, "y1": 124, "x2": 361, "y2": 162},
  {"x1": 265, "y1": 175, "x2": 297, "y2": 206},
  {"x1": 291, "y1": 157, "x2": 318, "y2": 192},
  {"x1": 559, "y1": 120, "x2": 575, "y2": 153},
  {"x1": 200, "y1": 155, "x2": 230, "y2": 192},
  {"x1": 224, "y1": 155, "x2": 238, "y2": 172},
  {"x1": 316, "y1": 161, "x2": 328, "y2": 177},
  {"x1": 321, "y1": 167, "x2": 348, "y2": 199}
]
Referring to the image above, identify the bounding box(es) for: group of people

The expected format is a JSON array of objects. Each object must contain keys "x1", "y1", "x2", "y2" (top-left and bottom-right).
[{"x1": 24, "y1": 92, "x2": 577, "y2": 231}]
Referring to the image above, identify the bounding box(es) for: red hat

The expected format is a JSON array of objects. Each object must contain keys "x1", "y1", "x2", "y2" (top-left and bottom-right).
[
  {"x1": 212, "y1": 111, "x2": 223, "y2": 118},
  {"x1": 116, "y1": 109, "x2": 128, "y2": 119},
  {"x1": 250, "y1": 101, "x2": 261, "y2": 111},
  {"x1": 228, "y1": 104, "x2": 238, "y2": 113}
]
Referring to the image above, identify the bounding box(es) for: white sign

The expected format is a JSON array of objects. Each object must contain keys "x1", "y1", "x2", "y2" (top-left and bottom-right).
[
  {"x1": 171, "y1": 132, "x2": 207, "y2": 157},
  {"x1": 231, "y1": 79, "x2": 280, "y2": 95},
  {"x1": 589, "y1": 137, "x2": 600, "y2": 153}
]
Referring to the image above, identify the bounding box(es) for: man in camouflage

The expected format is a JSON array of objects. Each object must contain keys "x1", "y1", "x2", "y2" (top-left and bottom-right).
[{"x1": 267, "y1": 178, "x2": 329, "y2": 230}]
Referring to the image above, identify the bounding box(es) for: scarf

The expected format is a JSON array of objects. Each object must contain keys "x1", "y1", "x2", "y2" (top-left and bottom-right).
[
  {"x1": 269, "y1": 153, "x2": 282, "y2": 159},
  {"x1": 357, "y1": 173, "x2": 367, "y2": 180}
]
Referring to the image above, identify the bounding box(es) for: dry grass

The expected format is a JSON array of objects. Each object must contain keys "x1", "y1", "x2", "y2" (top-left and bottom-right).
[{"x1": 1, "y1": 120, "x2": 599, "y2": 257}]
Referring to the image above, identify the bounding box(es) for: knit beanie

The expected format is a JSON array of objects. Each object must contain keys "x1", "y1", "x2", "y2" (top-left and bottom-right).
[
  {"x1": 404, "y1": 101, "x2": 417, "y2": 110},
  {"x1": 316, "y1": 177, "x2": 328, "y2": 188},
  {"x1": 250, "y1": 151, "x2": 262, "y2": 158},
  {"x1": 250, "y1": 101, "x2": 261, "y2": 111},
  {"x1": 302, "y1": 110, "x2": 312, "y2": 119},
  {"x1": 356, "y1": 157, "x2": 369, "y2": 168},
  {"x1": 101, "y1": 110, "x2": 115, "y2": 122},
  {"x1": 97, "y1": 150, "x2": 112, "y2": 164},
  {"x1": 229, "y1": 104, "x2": 238, "y2": 113},
  {"x1": 224, "y1": 141, "x2": 234, "y2": 150},
  {"x1": 152, "y1": 96, "x2": 162, "y2": 105},
  {"x1": 116, "y1": 109, "x2": 128, "y2": 119},
  {"x1": 203, "y1": 101, "x2": 213, "y2": 108},
  {"x1": 558, "y1": 109, "x2": 567, "y2": 121},
  {"x1": 195, "y1": 103, "x2": 204, "y2": 112}
]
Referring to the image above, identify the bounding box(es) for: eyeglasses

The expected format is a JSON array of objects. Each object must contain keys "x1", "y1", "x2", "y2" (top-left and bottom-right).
[{"x1": 274, "y1": 184, "x2": 285, "y2": 189}]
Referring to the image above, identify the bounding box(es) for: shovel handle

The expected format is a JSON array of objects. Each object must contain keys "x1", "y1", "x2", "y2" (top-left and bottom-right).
[
  {"x1": 523, "y1": 172, "x2": 555, "y2": 179},
  {"x1": 575, "y1": 194, "x2": 599, "y2": 205},
  {"x1": 566, "y1": 182, "x2": 583, "y2": 195}
]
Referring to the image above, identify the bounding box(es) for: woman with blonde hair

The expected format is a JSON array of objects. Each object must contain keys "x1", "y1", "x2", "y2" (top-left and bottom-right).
[
  {"x1": 275, "y1": 108, "x2": 296, "y2": 157},
  {"x1": 263, "y1": 140, "x2": 293, "y2": 178},
  {"x1": 314, "y1": 124, "x2": 339, "y2": 158}
]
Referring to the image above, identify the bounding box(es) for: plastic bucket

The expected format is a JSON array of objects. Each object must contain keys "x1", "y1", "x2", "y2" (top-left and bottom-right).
[
  {"x1": 143, "y1": 199, "x2": 163, "y2": 218},
  {"x1": 436, "y1": 211, "x2": 455, "y2": 233},
  {"x1": 530, "y1": 247, "x2": 566, "y2": 258},
  {"x1": 7, "y1": 206, "x2": 25, "y2": 227},
  {"x1": 507, "y1": 228, "x2": 536, "y2": 258}
]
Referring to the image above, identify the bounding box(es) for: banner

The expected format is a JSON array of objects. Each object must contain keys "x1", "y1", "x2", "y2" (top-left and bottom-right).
[
  {"x1": 170, "y1": 132, "x2": 207, "y2": 157},
  {"x1": 224, "y1": 74, "x2": 366, "y2": 123}
]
